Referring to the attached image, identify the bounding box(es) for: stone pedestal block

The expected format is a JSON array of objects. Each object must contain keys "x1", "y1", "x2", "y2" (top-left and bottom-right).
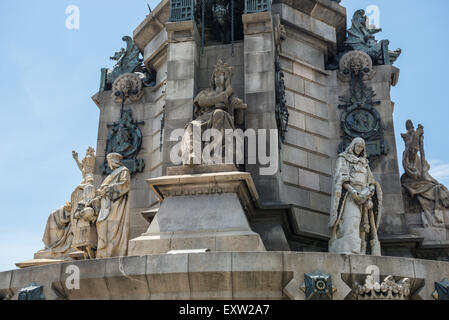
[{"x1": 128, "y1": 171, "x2": 266, "y2": 255}]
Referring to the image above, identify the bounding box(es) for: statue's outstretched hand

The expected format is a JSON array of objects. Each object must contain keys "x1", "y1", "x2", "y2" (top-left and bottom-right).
[{"x1": 72, "y1": 150, "x2": 78, "y2": 160}]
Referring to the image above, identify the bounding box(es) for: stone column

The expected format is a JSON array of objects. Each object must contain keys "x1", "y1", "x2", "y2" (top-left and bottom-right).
[
  {"x1": 242, "y1": 11, "x2": 281, "y2": 203},
  {"x1": 328, "y1": 65, "x2": 408, "y2": 239},
  {"x1": 162, "y1": 20, "x2": 200, "y2": 173}
]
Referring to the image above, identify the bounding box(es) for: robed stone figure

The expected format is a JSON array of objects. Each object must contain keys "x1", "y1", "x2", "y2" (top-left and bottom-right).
[
  {"x1": 401, "y1": 120, "x2": 449, "y2": 228},
  {"x1": 179, "y1": 59, "x2": 246, "y2": 165},
  {"x1": 328, "y1": 138, "x2": 382, "y2": 256},
  {"x1": 94, "y1": 152, "x2": 131, "y2": 258},
  {"x1": 35, "y1": 147, "x2": 96, "y2": 259}
]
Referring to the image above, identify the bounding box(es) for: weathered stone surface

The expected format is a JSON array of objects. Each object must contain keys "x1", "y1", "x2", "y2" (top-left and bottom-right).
[
  {"x1": 232, "y1": 252, "x2": 284, "y2": 299},
  {"x1": 146, "y1": 253, "x2": 190, "y2": 299},
  {"x1": 188, "y1": 252, "x2": 232, "y2": 299},
  {"x1": 104, "y1": 256, "x2": 150, "y2": 299},
  {"x1": 329, "y1": 138, "x2": 382, "y2": 256},
  {"x1": 0, "y1": 271, "x2": 13, "y2": 299},
  {"x1": 129, "y1": 172, "x2": 265, "y2": 255},
  {"x1": 3, "y1": 252, "x2": 449, "y2": 300}
]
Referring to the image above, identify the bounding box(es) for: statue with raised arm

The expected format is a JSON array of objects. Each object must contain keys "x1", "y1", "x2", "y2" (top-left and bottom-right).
[
  {"x1": 329, "y1": 137, "x2": 382, "y2": 256},
  {"x1": 35, "y1": 147, "x2": 97, "y2": 259},
  {"x1": 346, "y1": 9, "x2": 401, "y2": 65},
  {"x1": 401, "y1": 120, "x2": 449, "y2": 229},
  {"x1": 72, "y1": 147, "x2": 95, "y2": 184},
  {"x1": 179, "y1": 59, "x2": 247, "y2": 165}
]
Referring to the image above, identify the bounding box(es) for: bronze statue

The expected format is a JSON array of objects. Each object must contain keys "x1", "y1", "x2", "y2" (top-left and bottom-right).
[{"x1": 346, "y1": 10, "x2": 401, "y2": 65}]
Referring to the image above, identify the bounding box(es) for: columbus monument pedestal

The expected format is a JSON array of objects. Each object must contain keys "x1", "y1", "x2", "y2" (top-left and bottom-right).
[{"x1": 128, "y1": 166, "x2": 266, "y2": 255}]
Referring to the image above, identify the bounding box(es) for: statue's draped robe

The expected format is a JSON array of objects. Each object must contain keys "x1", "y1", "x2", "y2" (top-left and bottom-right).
[
  {"x1": 401, "y1": 135, "x2": 449, "y2": 227},
  {"x1": 96, "y1": 166, "x2": 131, "y2": 258},
  {"x1": 329, "y1": 152, "x2": 382, "y2": 254},
  {"x1": 180, "y1": 88, "x2": 240, "y2": 165},
  {"x1": 41, "y1": 206, "x2": 73, "y2": 256},
  {"x1": 38, "y1": 185, "x2": 85, "y2": 258},
  {"x1": 72, "y1": 182, "x2": 97, "y2": 252}
]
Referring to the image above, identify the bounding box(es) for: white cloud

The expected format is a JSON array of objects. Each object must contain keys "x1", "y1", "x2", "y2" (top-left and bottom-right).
[{"x1": 429, "y1": 160, "x2": 449, "y2": 185}]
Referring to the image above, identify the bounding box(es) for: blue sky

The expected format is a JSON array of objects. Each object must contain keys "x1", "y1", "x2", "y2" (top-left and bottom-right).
[{"x1": 0, "y1": 0, "x2": 448, "y2": 272}]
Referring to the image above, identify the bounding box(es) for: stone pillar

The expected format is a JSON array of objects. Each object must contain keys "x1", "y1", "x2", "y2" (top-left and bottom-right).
[
  {"x1": 271, "y1": 2, "x2": 341, "y2": 243},
  {"x1": 328, "y1": 65, "x2": 408, "y2": 237},
  {"x1": 91, "y1": 87, "x2": 155, "y2": 240},
  {"x1": 162, "y1": 20, "x2": 200, "y2": 173},
  {"x1": 242, "y1": 11, "x2": 281, "y2": 203}
]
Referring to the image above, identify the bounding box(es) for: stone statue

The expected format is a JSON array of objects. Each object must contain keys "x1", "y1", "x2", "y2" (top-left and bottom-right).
[
  {"x1": 179, "y1": 59, "x2": 247, "y2": 165},
  {"x1": 345, "y1": 10, "x2": 401, "y2": 65},
  {"x1": 353, "y1": 275, "x2": 411, "y2": 300},
  {"x1": 35, "y1": 147, "x2": 97, "y2": 259},
  {"x1": 401, "y1": 120, "x2": 449, "y2": 228},
  {"x1": 72, "y1": 147, "x2": 95, "y2": 184},
  {"x1": 94, "y1": 153, "x2": 131, "y2": 258},
  {"x1": 328, "y1": 137, "x2": 382, "y2": 256},
  {"x1": 71, "y1": 173, "x2": 98, "y2": 259}
]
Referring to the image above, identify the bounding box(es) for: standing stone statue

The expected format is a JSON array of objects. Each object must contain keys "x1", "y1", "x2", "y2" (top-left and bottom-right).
[
  {"x1": 94, "y1": 153, "x2": 131, "y2": 258},
  {"x1": 328, "y1": 137, "x2": 382, "y2": 256},
  {"x1": 401, "y1": 120, "x2": 449, "y2": 228},
  {"x1": 179, "y1": 59, "x2": 246, "y2": 165},
  {"x1": 35, "y1": 147, "x2": 96, "y2": 259}
]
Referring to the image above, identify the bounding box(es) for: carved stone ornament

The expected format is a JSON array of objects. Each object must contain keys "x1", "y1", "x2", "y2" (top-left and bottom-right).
[
  {"x1": 433, "y1": 278, "x2": 449, "y2": 300},
  {"x1": 338, "y1": 51, "x2": 375, "y2": 82},
  {"x1": 112, "y1": 73, "x2": 144, "y2": 104},
  {"x1": 338, "y1": 51, "x2": 388, "y2": 163},
  {"x1": 353, "y1": 275, "x2": 410, "y2": 300},
  {"x1": 101, "y1": 109, "x2": 145, "y2": 175},
  {"x1": 18, "y1": 283, "x2": 45, "y2": 300},
  {"x1": 300, "y1": 270, "x2": 337, "y2": 300}
]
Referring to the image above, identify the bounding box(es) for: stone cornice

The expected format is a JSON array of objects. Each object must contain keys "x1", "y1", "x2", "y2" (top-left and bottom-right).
[
  {"x1": 273, "y1": 0, "x2": 346, "y2": 43},
  {"x1": 133, "y1": 0, "x2": 169, "y2": 52}
]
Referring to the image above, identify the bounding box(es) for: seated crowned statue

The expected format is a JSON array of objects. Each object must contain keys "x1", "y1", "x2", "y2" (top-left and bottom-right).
[{"x1": 179, "y1": 59, "x2": 247, "y2": 165}]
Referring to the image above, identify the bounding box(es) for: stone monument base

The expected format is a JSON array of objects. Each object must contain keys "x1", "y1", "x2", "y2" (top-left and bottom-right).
[
  {"x1": 409, "y1": 227, "x2": 447, "y2": 241},
  {"x1": 128, "y1": 168, "x2": 265, "y2": 255},
  {"x1": 2, "y1": 252, "x2": 446, "y2": 300}
]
